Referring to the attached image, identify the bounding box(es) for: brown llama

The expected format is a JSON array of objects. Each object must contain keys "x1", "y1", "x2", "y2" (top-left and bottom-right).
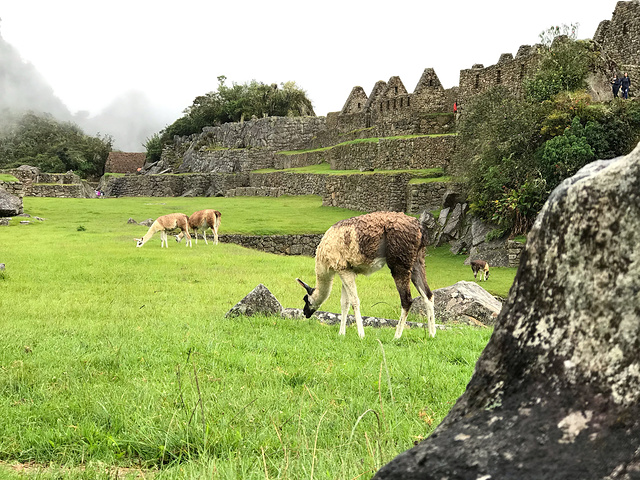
[
  {"x1": 297, "y1": 211, "x2": 435, "y2": 339},
  {"x1": 176, "y1": 209, "x2": 221, "y2": 245}
]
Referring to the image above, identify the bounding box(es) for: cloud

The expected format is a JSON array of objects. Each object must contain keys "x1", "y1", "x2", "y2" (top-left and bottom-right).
[{"x1": 0, "y1": 31, "x2": 172, "y2": 152}]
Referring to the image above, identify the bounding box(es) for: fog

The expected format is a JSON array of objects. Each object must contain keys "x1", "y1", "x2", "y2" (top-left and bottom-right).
[{"x1": 0, "y1": 32, "x2": 173, "y2": 152}]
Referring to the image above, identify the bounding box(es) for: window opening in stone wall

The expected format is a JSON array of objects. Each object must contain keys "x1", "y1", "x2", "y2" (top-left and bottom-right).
[
  {"x1": 475, "y1": 74, "x2": 480, "y2": 88},
  {"x1": 407, "y1": 97, "x2": 410, "y2": 106},
  {"x1": 623, "y1": 22, "x2": 629, "y2": 35},
  {"x1": 381, "y1": 103, "x2": 384, "y2": 111},
  {"x1": 394, "y1": 86, "x2": 398, "y2": 94},
  {"x1": 387, "y1": 100, "x2": 390, "y2": 109},
  {"x1": 520, "y1": 64, "x2": 525, "y2": 79},
  {"x1": 357, "y1": 103, "x2": 361, "y2": 109},
  {"x1": 429, "y1": 79, "x2": 433, "y2": 87},
  {"x1": 496, "y1": 70, "x2": 502, "y2": 84},
  {"x1": 394, "y1": 99, "x2": 397, "y2": 109}
]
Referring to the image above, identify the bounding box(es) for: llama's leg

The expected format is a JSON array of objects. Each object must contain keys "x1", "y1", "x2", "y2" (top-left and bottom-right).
[
  {"x1": 411, "y1": 259, "x2": 436, "y2": 338},
  {"x1": 392, "y1": 267, "x2": 414, "y2": 339},
  {"x1": 203, "y1": 226, "x2": 209, "y2": 245},
  {"x1": 213, "y1": 224, "x2": 219, "y2": 245},
  {"x1": 339, "y1": 271, "x2": 364, "y2": 338},
  {"x1": 161, "y1": 231, "x2": 167, "y2": 248},
  {"x1": 185, "y1": 229, "x2": 192, "y2": 247},
  {"x1": 339, "y1": 283, "x2": 350, "y2": 336}
]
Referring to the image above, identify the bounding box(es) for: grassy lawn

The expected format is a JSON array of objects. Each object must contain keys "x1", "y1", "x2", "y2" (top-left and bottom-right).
[{"x1": 0, "y1": 196, "x2": 515, "y2": 479}]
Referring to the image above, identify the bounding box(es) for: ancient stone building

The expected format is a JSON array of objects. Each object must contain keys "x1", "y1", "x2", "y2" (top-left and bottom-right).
[{"x1": 327, "y1": 68, "x2": 457, "y2": 138}]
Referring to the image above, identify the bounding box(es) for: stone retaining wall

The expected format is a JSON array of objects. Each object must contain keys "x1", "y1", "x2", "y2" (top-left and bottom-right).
[
  {"x1": 0, "y1": 181, "x2": 23, "y2": 198},
  {"x1": 322, "y1": 173, "x2": 413, "y2": 212},
  {"x1": 506, "y1": 239, "x2": 525, "y2": 268},
  {"x1": 101, "y1": 171, "x2": 461, "y2": 214},
  {"x1": 329, "y1": 135, "x2": 456, "y2": 171},
  {"x1": 407, "y1": 181, "x2": 466, "y2": 214},
  {"x1": 29, "y1": 184, "x2": 93, "y2": 198},
  {"x1": 219, "y1": 233, "x2": 323, "y2": 256},
  {"x1": 99, "y1": 173, "x2": 250, "y2": 197}
]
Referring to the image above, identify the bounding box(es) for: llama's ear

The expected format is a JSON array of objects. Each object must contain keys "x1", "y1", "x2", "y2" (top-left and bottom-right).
[{"x1": 296, "y1": 278, "x2": 314, "y2": 295}]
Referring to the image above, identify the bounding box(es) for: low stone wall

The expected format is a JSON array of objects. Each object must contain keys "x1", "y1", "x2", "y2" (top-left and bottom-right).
[
  {"x1": 29, "y1": 183, "x2": 94, "y2": 198},
  {"x1": 99, "y1": 173, "x2": 250, "y2": 197},
  {"x1": 0, "y1": 181, "x2": 23, "y2": 198},
  {"x1": 273, "y1": 150, "x2": 329, "y2": 169},
  {"x1": 1, "y1": 168, "x2": 92, "y2": 198},
  {"x1": 219, "y1": 233, "x2": 323, "y2": 256},
  {"x1": 506, "y1": 240, "x2": 525, "y2": 268},
  {"x1": 248, "y1": 172, "x2": 327, "y2": 196}
]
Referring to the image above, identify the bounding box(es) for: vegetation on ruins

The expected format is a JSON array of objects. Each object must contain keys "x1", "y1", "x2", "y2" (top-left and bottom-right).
[
  {"x1": 0, "y1": 111, "x2": 112, "y2": 179},
  {"x1": 456, "y1": 36, "x2": 640, "y2": 236},
  {"x1": 145, "y1": 77, "x2": 315, "y2": 163},
  {"x1": 0, "y1": 196, "x2": 514, "y2": 479}
]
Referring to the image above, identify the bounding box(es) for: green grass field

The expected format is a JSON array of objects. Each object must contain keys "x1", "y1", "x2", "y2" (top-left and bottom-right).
[{"x1": 0, "y1": 196, "x2": 515, "y2": 479}]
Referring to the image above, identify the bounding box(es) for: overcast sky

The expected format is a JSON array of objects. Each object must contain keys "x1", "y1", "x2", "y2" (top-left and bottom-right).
[{"x1": 1, "y1": 1, "x2": 620, "y2": 150}]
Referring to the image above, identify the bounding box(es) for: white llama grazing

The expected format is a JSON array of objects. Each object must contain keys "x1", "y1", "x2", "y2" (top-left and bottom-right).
[
  {"x1": 135, "y1": 213, "x2": 192, "y2": 248},
  {"x1": 297, "y1": 211, "x2": 436, "y2": 339},
  {"x1": 176, "y1": 209, "x2": 221, "y2": 245}
]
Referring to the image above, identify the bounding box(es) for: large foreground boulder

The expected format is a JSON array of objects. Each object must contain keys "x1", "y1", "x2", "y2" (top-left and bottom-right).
[
  {"x1": 374, "y1": 146, "x2": 640, "y2": 479},
  {"x1": 0, "y1": 187, "x2": 23, "y2": 216}
]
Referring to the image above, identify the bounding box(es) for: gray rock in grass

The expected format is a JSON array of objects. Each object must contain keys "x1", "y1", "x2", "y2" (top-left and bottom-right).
[{"x1": 225, "y1": 284, "x2": 283, "y2": 318}]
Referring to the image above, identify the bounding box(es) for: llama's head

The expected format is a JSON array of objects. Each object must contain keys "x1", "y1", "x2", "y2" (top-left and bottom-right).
[
  {"x1": 296, "y1": 278, "x2": 317, "y2": 318},
  {"x1": 135, "y1": 238, "x2": 144, "y2": 247}
]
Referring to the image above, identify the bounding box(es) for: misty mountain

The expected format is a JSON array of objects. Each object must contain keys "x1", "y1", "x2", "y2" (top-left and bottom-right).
[{"x1": 0, "y1": 31, "x2": 171, "y2": 152}]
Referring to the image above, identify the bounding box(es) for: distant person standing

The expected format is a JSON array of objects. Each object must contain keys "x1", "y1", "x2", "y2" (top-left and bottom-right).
[
  {"x1": 611, "y1": 75, "x2": 621, "y2": 98},
  {"x1": 453, "y1": 100, "x2": 460, "y2": 121},
  {"x1": 621, "y1": 72, "x2": 631, "y2": 99}
]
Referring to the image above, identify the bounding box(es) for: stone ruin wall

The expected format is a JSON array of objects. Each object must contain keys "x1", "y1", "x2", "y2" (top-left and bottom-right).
[
  {"x1": 406, "y1": 181, "x2": 467, "y2": 215},
  {"x1": 101, "y1": 171, "x2": 464, "y2": 216},
  {"x1": 0, "y1": 168, "x2": 94, "y2": 198},
  {"x1": 595, "y1": 0, "x2": 640, "y2": 67},
  {"x1": 328, "y1": 135, "x2": 456, "y2": 171},
  {"x1": 219, "y1": 233, "x2": 323, "y2": 257},
  {"x1": 594, "y1": 0, "x2": 640, "y2": 96},
  {"x1": 0, "y1": 178, "x2": 23, "y2": 198},
  {"x1": 457, "y1": 46, "x2": 540, "y2": 105}
]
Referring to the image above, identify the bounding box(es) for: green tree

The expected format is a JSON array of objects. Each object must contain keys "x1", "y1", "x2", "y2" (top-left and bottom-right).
[
  {"x1": 0, "y1": 112, "x2": 112, "y2": 178},
  {"x1": 455, "y1": 35, "x2": 640, "y2": 236},
  {"x1": 153, "y1": 77, "x2": 315, "y2": 154}
]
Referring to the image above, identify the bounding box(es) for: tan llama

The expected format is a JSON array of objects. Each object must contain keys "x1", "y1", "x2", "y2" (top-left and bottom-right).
[{"x1": 135, "y1": 213, "x2": 192, "y2": 248}]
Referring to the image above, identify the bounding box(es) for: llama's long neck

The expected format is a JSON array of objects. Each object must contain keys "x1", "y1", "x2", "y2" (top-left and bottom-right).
[
  {"x1": 140, "y1": 220, "x2": 163, "y2": 245},
  {"x1": 310, "y1": 270, "x2": 334, "y2": 308}
]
